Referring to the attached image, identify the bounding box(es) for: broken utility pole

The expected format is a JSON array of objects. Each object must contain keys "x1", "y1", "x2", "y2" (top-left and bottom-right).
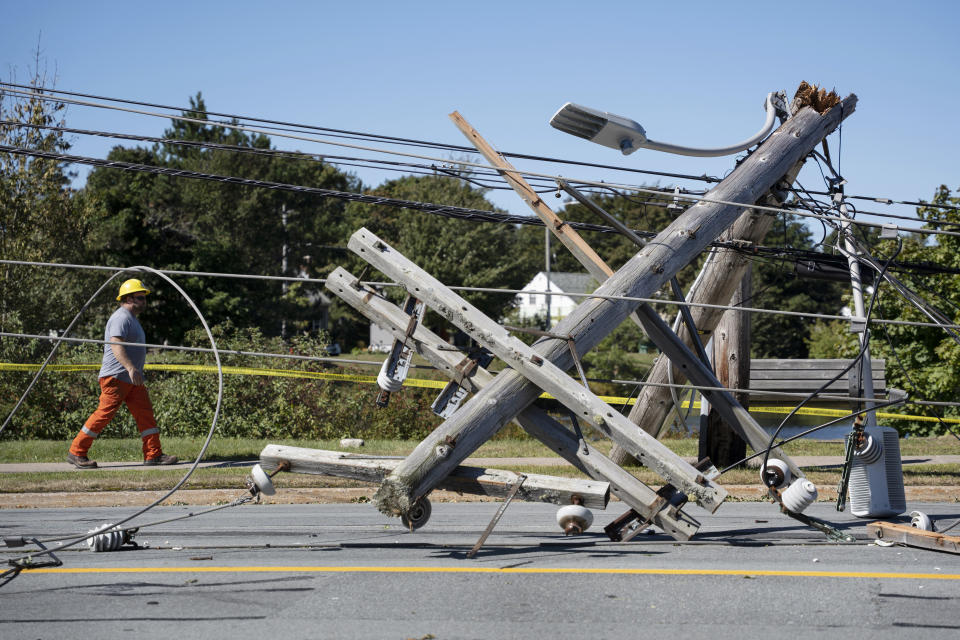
[
  {"x1": 607, "y1": 103, "x2": 817, "y2": 466},
  {"x1": 458, "y1": 112, "x2": 803, "y2": 475},
  {"x1": 325, "y1": 266, "x2": 701, "y2": 538},
  {"x1": 352, "y1": 92, "x2": 855, "y2": 520},
  {"x1": 454, "y1": 107, "x2": 807, "y2": 472},
  {"x1": 700, "y1": 266, "x2": 752, "y2": 468}
]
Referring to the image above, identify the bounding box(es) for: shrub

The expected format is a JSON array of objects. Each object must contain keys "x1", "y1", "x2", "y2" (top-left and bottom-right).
[{"x1": 1, "y1": 321, "x2": 446, "y2": 441}]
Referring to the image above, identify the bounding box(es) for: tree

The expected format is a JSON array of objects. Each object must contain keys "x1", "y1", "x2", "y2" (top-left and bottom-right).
[
  {"x1": 343, "y1": 174, "x2": 535, "y2": 330},
  {"x1": 748, "y1": 214, "x2": 847, "y2": 358},
  {"x1": 83, "y1": 94, "x2": 361, "y2": 342},
  {"x1": 864, "y1": 185, "x2": 960, "y2": 431},
  {"x1": 516, "y1": 189, "x2": 679, "y2": 273},
  {"x1": 0, "y1": 76, "x2": 95, "y2": 349}
]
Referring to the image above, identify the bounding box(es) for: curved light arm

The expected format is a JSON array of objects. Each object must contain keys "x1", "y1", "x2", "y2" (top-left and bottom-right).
[
  {"x1": 550, "y1": 92, "x2": 781, "y2": 158},
  {"x1": 641, "y1": 93, "x2": 777, "y2": 157}
]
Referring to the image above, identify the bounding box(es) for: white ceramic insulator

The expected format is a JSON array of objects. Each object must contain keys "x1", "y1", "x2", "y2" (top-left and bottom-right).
[
  {"x1": 556, "y1": 504, "x2": 594, "y2": 533},
  {"x1": 760, "y1": 459, "x2": 791, "y2": 489},
  {"x1": 377, "y1": 358, "x2": 403, "y2": 392},
  {"x1": 781, "y1": 479, "x2": 818, "y2": 513},
  {"x1": 854, "y1": 434, "x2": 883, "y2": 465},
  {"x1": 251, "y1": 464, "x2": 276, "y2": 496},
  {"x1": 910, "y1": 510, "x2": 935, "y2": 531},
  {"x1": 87, "y1": 524, "x2": 125, "y2": 552}
]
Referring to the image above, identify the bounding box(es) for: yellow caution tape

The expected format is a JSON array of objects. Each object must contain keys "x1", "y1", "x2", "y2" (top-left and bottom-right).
[{"x1": 2, "y1": 361, "x2": 956, "y2": 424}]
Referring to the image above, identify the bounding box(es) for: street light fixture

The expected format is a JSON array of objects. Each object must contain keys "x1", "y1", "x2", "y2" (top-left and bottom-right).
[{"x1": 549, "y1": 92, "x2": 783, "y2": 157}]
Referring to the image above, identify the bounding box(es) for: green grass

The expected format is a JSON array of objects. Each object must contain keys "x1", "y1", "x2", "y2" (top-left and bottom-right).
[
  {"x1": 0, "y1": 467, "x2": 370, "y2": 493},
  {"x1": 3, "y1": 434, "x2": 959, "y2": 496},
  {"x1": 0, "y1": 437, "x2": 575, "y2": 463},
  {"x1": 3, "y1": 435, "x2": 959, "y2": 464},
  {"x1": 3, "y1": 461, "x2": 959, "y2": 495}
]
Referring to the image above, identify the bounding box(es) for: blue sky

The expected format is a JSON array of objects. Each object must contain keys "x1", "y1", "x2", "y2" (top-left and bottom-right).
[{"x1": 3, "y1": 1, "x2": 958, "y2": 226}]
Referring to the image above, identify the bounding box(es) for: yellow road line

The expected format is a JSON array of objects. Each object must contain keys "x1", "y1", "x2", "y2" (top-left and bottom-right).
[
  {"x1": 3, "y1": 361, "x2": 957, "y2": 423},
  {"x1": 21, "y1": 565, "x2": 960, "y2": 580}
]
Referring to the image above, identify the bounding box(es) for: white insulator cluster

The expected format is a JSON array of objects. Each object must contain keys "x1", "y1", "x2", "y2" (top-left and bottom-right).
[
  {"x1": 854, "y1": 434, "x2": 884, "y2": 465},
  {"x1": 87, "y1": 524, "x2": 129, "y2": 552},
  {"x1": 377, "y1": 358, "x2": 403, "y2": 392},
  {"x1": 910, "y1": 510, "x2": 935, "y2": 531},
  {"x1": 781, "y1": 479, "x2": 818, "y2": 513},
  {"x1": 760, "y1": 459, "x2": 791, "y2": 489}
]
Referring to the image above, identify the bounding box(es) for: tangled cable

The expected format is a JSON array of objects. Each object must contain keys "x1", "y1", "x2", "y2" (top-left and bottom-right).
[{"x1": 0, "y1": 266, "x2": 224, "y2": 587}]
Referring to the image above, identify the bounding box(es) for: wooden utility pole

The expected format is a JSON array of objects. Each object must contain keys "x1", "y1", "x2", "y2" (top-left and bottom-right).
[
  {"x1": 607, "y1": 152, "x2": 807, "y2": 466},
  {"x1": 260, "y1": 444, "x2": 610, "y2": 508},
  {"x1": 324, "y1": 267, "x2": 701, "y2": 538},
  {"x1": 449, "y1": 112, "x2": 612, "y2": 285},
  {"x1": 450, "y1": 111, "x2": 652, "y2": 340},
  {"x1": 700, "y1": 266, "x2": 751, "y2": 467},
  {"x1": 357, "y1": 93, "x2": 855, "y2": 518},
  {"x1": 452, "y1": 106, "x2": 798, "y2": 469},
  {"x1": 350, "y1": 229, "x2": 729, "y2": 514}
]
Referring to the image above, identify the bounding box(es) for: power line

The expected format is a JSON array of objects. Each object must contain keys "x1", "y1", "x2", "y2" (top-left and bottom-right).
[
  {"x1": 0, "y1": 82, "x2": 724, "y2": 185},
  {"x1": 8, "y1": 82, "x2": 955, "y2": 214},
  {"x1": 4, "y1": 258, "x2": 958, "y2": 330},
  {"x1": 0, "y1": 330, "x2": 428, "y2": 370},
  {"x1": 800, "y1": 187, "x2": 960, "y2": 213},
  {"x1": 8, "y1": 86, "x2": 958, "y2": 239},
  {"x1": 0, "y1": 118, "x2": 574, "y2": 194},
  {"x1": 0, "y1": 143, "x2": 619, "y2": 233},
  {"x1": 5, "y1": 137, "x2": 959, "y2": 245},
  {"x1": 4, "y1": 86, "x2": 720, "y2": 207}
]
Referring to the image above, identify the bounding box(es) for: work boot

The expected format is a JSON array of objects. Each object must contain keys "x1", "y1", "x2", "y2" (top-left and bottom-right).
[
  {"x1": 143, "y1": 453, "x2": 178, "y2": 466},
  {"x1": 66, "y1": 453, "x2": 98, "y2": 469}
]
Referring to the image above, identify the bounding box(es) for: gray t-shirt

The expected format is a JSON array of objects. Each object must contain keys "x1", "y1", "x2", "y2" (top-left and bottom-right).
[{"x1": 98, "y1": 307, "x2": 146, "y2": 383}]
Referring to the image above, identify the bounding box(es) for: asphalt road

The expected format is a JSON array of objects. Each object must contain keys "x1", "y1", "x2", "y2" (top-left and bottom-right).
[{"x1": 2, "y1": 501, "x2": 960, "y2": 639}]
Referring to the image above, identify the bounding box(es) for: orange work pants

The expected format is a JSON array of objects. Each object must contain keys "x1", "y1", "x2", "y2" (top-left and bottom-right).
[{"x1": 70, "y1": 376, "x2": 162, "y2": 459}]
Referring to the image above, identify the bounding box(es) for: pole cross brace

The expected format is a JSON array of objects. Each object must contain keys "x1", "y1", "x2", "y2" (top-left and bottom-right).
[
  {"x1": 466, "y1": 473, "x2": 527, "y2": 558},
  {"x1": 348, "y1": 228, "x2": 728, "y2": 513},
  {"x1": 325, "y1": 267, "x2": 702, "y2": 540}
]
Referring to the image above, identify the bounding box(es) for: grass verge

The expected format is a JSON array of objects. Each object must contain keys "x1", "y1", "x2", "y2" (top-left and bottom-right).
[
  {"x1": 2, "y1": 436, "x2": 959, "y2": 496},
  {"x1": 3, "y1": 435, "x2": 960, "y2": 464},
  {"x1": 1, "y1": 463, "x2": 959, "y2": 495}
]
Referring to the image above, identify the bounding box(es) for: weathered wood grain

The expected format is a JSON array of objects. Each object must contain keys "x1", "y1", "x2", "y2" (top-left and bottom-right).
[
  {"x1": 351, "y1": 228, "x2": 729, "y2": 513},
  {"x1": 867, "y1": 521, "x2": 960, "y2": 555},
  {"x1": 354, "y1": 96, "x2": 857, "y2": 517},
  {"x1": 324, "y1": 266, "x2": 701, "y2": 539},
  {"x1": 259, "y1": 445, "x2": 610, "y2": 509}
]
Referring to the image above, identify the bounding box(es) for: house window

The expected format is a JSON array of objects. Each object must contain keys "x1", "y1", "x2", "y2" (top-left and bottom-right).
[{"x1": 529, "y1": 294, "x2": 536, "y2": 304}]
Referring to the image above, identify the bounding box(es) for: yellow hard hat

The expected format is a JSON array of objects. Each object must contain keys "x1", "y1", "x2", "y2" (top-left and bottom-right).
[{"x1": 116, "y1": 278, "x2": 151, "y2": 301}]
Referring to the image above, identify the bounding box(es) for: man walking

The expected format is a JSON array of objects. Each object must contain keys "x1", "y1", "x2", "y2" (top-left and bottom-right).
[{"x1": 66, "y1": 279, "x2": 178, "y2": 469}]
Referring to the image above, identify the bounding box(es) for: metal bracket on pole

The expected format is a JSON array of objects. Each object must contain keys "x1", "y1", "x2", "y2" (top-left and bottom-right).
[
  {"x1": 376, "y1": 295, "x2": 425, "y2": 408},
  {"x1": 325, "y1": 267, "x2": 702, "y2": 540},
  {"x1": 431, "y1": 348, "x2": 493, "y2": 419},
  {"x1": 604, "y1": 483, "x2": 688, "y2": 542},
  {"x1": 670, "y1": 277, "x2": 712, "y2": 369},
  {"x1": 466, "y1": 473, "x2": 527, "y2": 558}
]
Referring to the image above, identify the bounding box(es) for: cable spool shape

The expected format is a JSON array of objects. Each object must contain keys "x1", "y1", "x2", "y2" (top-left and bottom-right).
[
  {"x1": 910, "y1": 510, "x2": 935, "y2": 532},
  {"x1": 760, "y1": 459, "x2": 791, "y2": 489},
  {"x1": 556, "y1": 504, "x2": 594, "y2": 535},
  {"x1": 377, "y1": 358, "x2": 403, "y2": 393},
  {"x1": 854, "y1": 434, "x2": 884, "y2": 465},
  {"x1": 401, "y1": 497, "x2": 432, "y2": 530},
  {"x1": 87, "y1": 524, "x2": 133, "y2": 552},
  {"x1": 781, "y1": 479, "x2": 818, "y2": 513}
]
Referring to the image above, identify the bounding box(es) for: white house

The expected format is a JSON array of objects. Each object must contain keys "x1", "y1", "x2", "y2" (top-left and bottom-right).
[{"x1": 515, "y1": 271, "x2": 597, "y2": 324}]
